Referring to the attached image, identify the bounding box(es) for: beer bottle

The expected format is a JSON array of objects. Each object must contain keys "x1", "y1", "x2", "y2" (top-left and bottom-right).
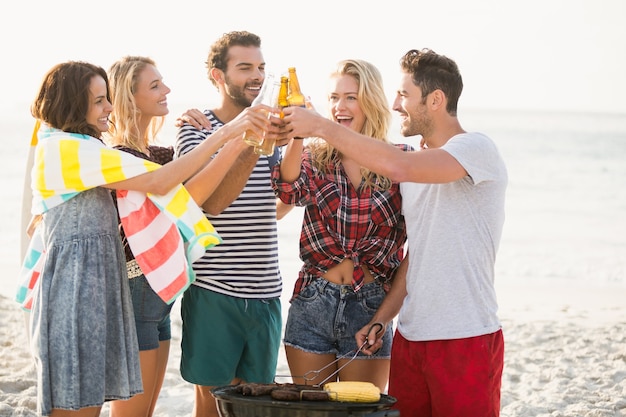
[
  {"x1": 254, "y1": 75, "x2": 289, "y2": 156},
  {"x1": 277, "y1": 75, "x2": 290, "y2": 114},
  {"x1": 286, "y1": 67, "x2": 306, "y2": 108},
  {"x1": 287, "y1": 67, "x2": 306, "y2": 140},
  {"x1": 243, "y1": 73, "x2": 276, "y2": 146}
]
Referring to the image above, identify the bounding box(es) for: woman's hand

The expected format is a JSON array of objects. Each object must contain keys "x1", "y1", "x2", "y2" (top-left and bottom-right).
[{"x1": 281, "y1": 106, "x2": 326, "y2": 140}]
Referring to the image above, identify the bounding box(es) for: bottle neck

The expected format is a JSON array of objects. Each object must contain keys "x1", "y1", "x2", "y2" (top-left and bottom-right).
[
  {"x1": 287, "y1": 71, "x2": 305, "y2": 107},
  {"x1": 252, "y1": 74, "x2": 275, "y2": 105}
]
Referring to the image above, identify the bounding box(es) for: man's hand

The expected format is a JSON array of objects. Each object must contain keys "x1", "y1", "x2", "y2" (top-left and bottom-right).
[
  {"x1": 175, "y1": 108, "x2": 212, "y2": 130},
  {"x1": 355, "y1": 322, "x2": 386, "y2": 356},
  {"x1": 267, "y1": 112, "x2": 292, "y2": 147}
]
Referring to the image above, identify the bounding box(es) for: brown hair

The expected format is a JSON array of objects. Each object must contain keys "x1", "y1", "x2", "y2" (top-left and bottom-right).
[
  {"x1": 400, "y1": 48, "x2": 463, "y2": 115},
  {"x1": 31, "y1": 61, "x2": 110, "y2": 138},
  {"x1": 205, "y1": 30, "x2": 262, "y2": 87}
]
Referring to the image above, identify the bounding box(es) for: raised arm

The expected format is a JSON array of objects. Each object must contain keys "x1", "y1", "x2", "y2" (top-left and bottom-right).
[
  {"x1": 183, "y1": 136, "x2": 250, "y2": 207},
  {"x1": 277, "y1": 138, "x2": 305, "y2": 183},
  {"x1": 200, "y1": 146, "x2": 259, "y2": 215},
  {"x1": 193, "y1": 108, "x2": 292, "y2": 215},
  {"x1": 108, "y1": 104, "x2": 275, "y2": 196},
  {"x1": 106, "y1": 123, "x2": 240, "y2": 194},
  {"x1": 283, "y1": 106, "x2": 466, "y2": 184}
]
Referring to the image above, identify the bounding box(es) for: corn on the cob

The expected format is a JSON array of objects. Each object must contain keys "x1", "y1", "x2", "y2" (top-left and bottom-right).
[{"x1": 323, "y1": 381, "x2": 381, "y2": 403}]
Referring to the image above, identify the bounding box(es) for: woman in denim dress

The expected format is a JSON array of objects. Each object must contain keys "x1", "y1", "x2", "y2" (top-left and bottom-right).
[{"x1": 27, "y1": 61, "x2": 268, "y2": 417}]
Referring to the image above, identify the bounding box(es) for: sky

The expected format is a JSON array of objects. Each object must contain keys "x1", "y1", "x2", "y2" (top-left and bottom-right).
[{"x1": 1, "y1": 0, "x2": 625, "y2": 129}]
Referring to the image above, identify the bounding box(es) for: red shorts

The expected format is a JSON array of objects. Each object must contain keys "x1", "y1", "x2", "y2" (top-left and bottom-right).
[{"x1": 389, "y1": 329, "x2": 504, "y2": 417}]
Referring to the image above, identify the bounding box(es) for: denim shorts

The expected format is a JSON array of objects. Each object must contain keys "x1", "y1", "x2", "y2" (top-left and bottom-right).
[
  {"x1": 128, "y1": 274, "x2": 173, "y2": 350},
  {"x1": 284, "y1": 279, "x2": 392, "y2": 359}
]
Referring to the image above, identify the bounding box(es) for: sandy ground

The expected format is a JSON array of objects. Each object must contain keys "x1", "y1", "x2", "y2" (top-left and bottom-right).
[{"x1": 1, "y1": 282, "x2": 625, "y2": 417}]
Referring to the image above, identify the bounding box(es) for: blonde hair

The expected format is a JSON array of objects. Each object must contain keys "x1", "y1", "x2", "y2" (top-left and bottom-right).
[
  {"x1": 106, "y1": 56, "x2": 165, "y2": 150},
  {"x1": 309, "y1": 59, "x2": 393, "y2": 190}
]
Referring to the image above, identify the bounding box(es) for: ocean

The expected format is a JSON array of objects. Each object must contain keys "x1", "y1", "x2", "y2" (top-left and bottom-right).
[{"x1": 1, "y1": 108, "x2": 625, "y2": 308}]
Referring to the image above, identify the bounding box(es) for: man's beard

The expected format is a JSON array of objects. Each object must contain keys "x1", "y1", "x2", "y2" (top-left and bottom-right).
[{"x1": 224, "y1": 76, "x2": 254, "y2": 108}]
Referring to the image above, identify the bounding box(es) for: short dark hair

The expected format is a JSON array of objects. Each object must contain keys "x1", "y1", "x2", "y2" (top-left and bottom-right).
[
  {"x1": 400, "y1": 49, "x2": 463, "y2": 115},
  {"x1": 206, "y1": 31, "x2": 262, "y2": 87},
  {"x1": 31, "y1": 61, "x2": 110, "y2": 138}
]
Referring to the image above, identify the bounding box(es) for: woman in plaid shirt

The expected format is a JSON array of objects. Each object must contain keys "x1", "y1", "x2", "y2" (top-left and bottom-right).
[{"x1": 271, "y1": 59, "x2": 413, "y2": 392}]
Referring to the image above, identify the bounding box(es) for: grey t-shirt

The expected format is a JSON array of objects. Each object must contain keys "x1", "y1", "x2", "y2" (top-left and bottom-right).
[{"x1": 399, "y1": 132, "x2": 508, "y2": 341}]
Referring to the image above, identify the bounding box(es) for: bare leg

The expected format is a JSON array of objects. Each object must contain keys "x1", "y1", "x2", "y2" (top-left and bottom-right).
[
  {"x1": 285, "y1": 345, "x2": 338, "y2": 386},
  {"x1": 110, "y1": 339, "x2": 170, "y2": 417},
  {"x1": 50, "y1": 406, "x2": 101, "y2": 417},
  {"x1": 193, "y1": 378, "x2": 242, "y2": 417},
  {"x1": 286, "y1": 345, "x2": 390, "y2": 392},
  {"x1": 149, "y1": 340, "x2": 170, "y2": 416},
  {"x1": 337, "y1": 357, "x2": 390, "y2": 393}
]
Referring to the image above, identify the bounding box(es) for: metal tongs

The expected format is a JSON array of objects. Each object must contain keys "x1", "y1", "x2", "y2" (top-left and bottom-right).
[{"x1": 276, "y1": 322, "x2": 385, "y2": 387}]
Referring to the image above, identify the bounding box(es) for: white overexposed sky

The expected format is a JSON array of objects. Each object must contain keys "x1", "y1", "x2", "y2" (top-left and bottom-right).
[{"x1": 1, "y1": 0, "x2": 625, "y2": 126}]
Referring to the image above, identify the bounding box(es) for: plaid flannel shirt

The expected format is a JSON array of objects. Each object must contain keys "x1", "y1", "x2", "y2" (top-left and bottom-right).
[{"x1": 271, "y1": 144, "x2": 412, "y2": 298}]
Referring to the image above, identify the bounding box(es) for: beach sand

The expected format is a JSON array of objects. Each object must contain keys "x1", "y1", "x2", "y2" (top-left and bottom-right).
[{"x1": 1, "y1": 282, "x2": 625, "y2": 417}]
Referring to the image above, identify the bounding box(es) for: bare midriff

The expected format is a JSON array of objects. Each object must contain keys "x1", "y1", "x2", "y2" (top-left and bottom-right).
[{"x1": 322, "y1": 258, "x2": 375, "y2": 285}]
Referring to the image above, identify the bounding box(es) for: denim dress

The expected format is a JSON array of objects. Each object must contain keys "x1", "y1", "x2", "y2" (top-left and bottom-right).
[{"x1": 30, "y1": 187, "x2": 143, "y2": 416}]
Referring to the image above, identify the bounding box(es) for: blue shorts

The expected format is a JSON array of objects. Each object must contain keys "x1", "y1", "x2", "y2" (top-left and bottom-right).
[
  {"x1": 128, "y1": 274, "x2": 173, "y2": 350},
  {"x1": 180, "y1": 285, "x2": 282, "y2": 386},
  {"x1": 284, "y1": 279, "x2": 392, "y2": 359}
]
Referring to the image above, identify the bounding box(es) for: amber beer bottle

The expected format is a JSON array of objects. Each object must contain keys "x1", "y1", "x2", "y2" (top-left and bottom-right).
[
  {"x1": 286, "y1": 67, "x2": 306, "y2": 108},
  {"x1": 254, "y1": 75, "x2": 289, "y2": 156},
  {"x1": 287, "y1": 67, "x2": 306, "y2": 140},
  {"x1": 277, "y1": 75, "x2": 290, "y2": 112},
  {"x1": 242, "y1": 73, "x2": 276, "y2": 146}
]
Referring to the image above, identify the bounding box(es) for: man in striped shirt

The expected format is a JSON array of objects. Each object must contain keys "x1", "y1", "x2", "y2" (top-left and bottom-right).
[{"x1": 174, "y1": 31, "x2": 288, "y2": 417}]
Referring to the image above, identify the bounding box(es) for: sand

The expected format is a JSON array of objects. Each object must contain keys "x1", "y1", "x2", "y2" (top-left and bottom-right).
[{"x1": 1, "y1": 281, "x2": 625, "y2": 417}]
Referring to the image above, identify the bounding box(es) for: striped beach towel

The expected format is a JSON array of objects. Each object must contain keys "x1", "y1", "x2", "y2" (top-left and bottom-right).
[{"x1": 16, "y1": 122, "x2": 221, "y2": 310}]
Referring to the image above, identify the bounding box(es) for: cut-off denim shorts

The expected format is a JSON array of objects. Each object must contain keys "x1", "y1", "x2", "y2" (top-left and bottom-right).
[
  {"x1": 128, "y1": 274, "x2": 173, "y2": 350},
  {"x1": 284, "y1": 279, "x2": 392, "y2": 359}
]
